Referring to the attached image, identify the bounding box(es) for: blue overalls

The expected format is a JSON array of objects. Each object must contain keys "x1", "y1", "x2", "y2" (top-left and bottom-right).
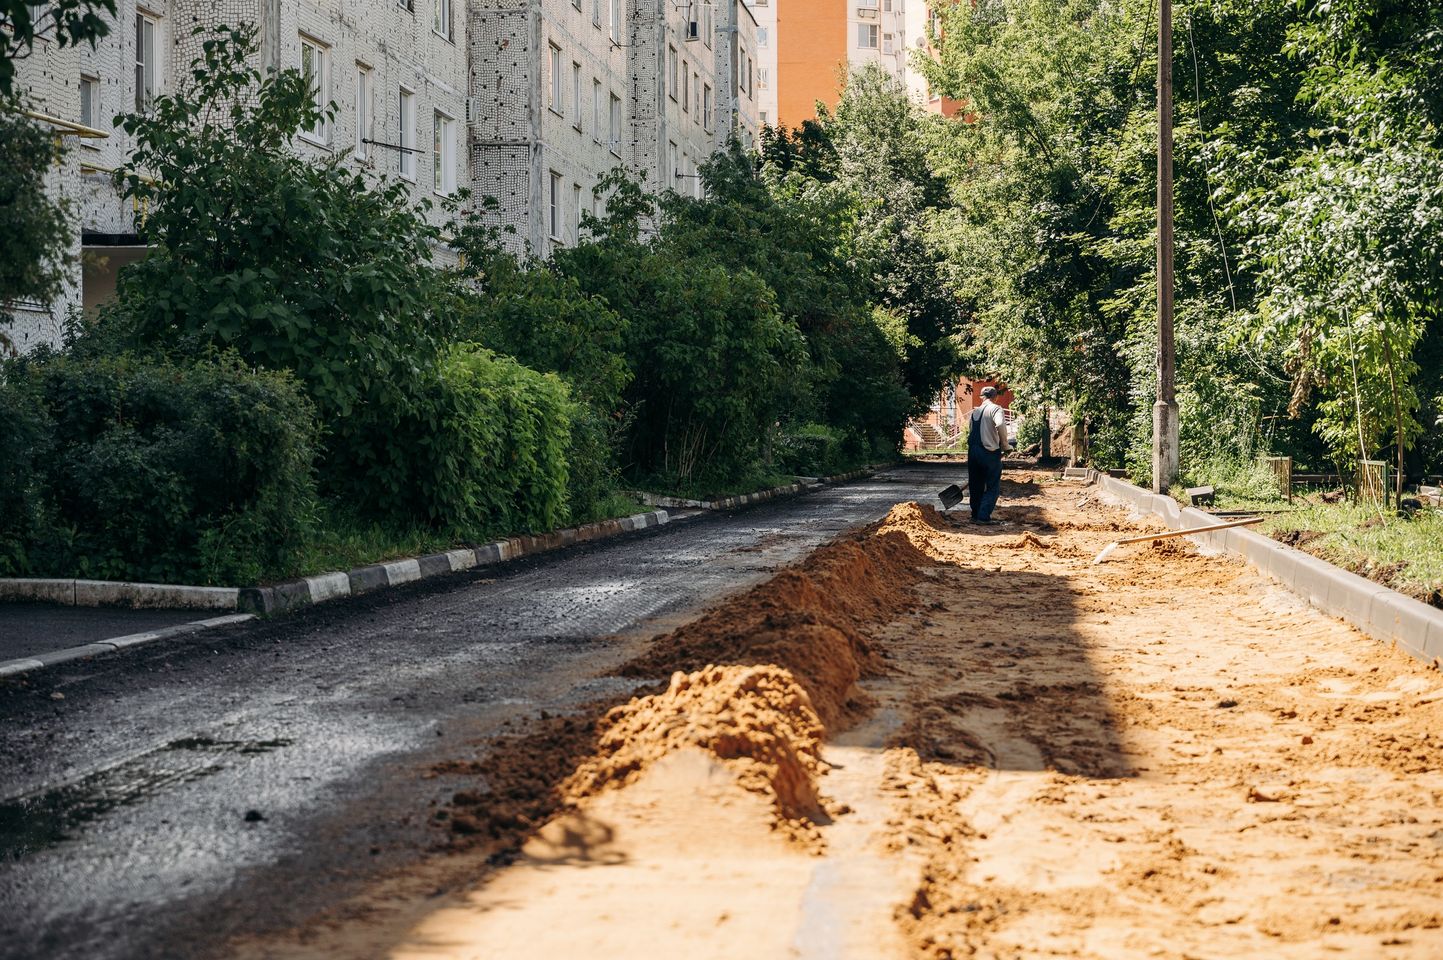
[{"x1": 967, "y1": 406, "x2": 1004, "y2": 521}]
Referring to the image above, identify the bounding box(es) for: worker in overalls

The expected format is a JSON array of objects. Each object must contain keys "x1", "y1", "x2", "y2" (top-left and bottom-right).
[{"x1": 967, "y1": 385, "x2": 1011, "y2": 524}]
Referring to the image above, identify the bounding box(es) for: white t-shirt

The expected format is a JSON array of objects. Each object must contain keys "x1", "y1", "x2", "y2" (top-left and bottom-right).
[{"x1": 971, "y1": 400, "x2": 1007, "y2": 452}]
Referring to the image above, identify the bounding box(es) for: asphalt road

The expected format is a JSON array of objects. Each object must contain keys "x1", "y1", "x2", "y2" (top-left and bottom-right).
[
  {"x1": 0, "y1": 462, "x2": 962, "y2": 960},
  {"x1": 0, "y1": 604, "x2": 207, "y2": 662}
]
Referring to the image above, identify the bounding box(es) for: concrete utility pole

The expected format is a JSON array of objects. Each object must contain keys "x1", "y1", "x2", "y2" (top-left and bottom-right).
[{"x1": 1152, "y1": 0, "x2": 1180, "y2": 494}]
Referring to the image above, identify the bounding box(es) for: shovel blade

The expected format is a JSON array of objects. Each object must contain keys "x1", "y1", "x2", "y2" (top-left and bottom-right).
[
  {"x1": 939, "y1": 483, "x2": 967, "y2": 510},
  {"x1": 1092, "y1": 542, "x2": 1119, "y2": 565}
]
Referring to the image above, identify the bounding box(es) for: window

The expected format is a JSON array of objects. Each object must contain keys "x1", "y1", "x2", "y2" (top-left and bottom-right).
[
  {"x1": 667, "y1": 140, "x2": 677, "y2": 184},
  {"x1": 399, "y1": 87, "x2": 416, "y2": 180},
  {"x1": 549, "y1": 171, "x2": 562, "y2": 239},
  {"x1": 571, "y1": 62, "x2": 582, "y2": 128},
  {"x1": 79, "y1": 75, "x2": 99, "y2": 130},
  {"x1": 433, "y1": 111, "x2": 455, "y2": 195},
  {"x1": 667, "y1": 44, "x2": 677, "y2": 100},
  {"x1": 701, "y1": 1, "x2": 712, "y2": 47},
  {"x1": 747, "y1": 58, "x2": 753, "y2": 95},
  {"x1": 609, "y1": 0, "x2": 620, "y2": 44},
  {"x1": 608, "y1": 93, "x2": 621, "y2": 154},
  {"x1": 592, "y1": 0, "x2": 600, "y2": 27},
  {"x1": 702, "y1": 83, "x2": 711, "y2": 130},
  {"x1": 354, "y1": 65, "x2": 371, "y2": 158},
  {"x1": 433, "y1": 0, "x2": 451, "y2": 40},
  {"x1": 857, "y1": 23, "x2": 879, "y2": 48},
  {"x1": 883, "y1": 0, "x2": 892, "y2": 10},
  {"x1": 299, "y1": 36, "x2": 329, "y2": 143},
  {"x1": 757, "y1": 26, "x2": 768, "y2": 47},
  {"x1": 548, "y1": 43, "x2": 562, "y2": 113},
  {"x1": 858, "y1": 0, "x2": 878, "y2": 8},
  {"x1": 592, "y1": 78, "x2": 602, "y2": 139},
  {"x1": 571, "y1": 0, "x2": 580, "y2": 11},
  {"x1": 759, "y1": 109, "x2": 768, "y2": 126},
  {"x1": 759, "y1": 66, "x2": 769, "y2": 90},
  {"x1": 929, "y1": 7, "x2": 940, "y2": 35},
  {"x1": 134, "y1": 12, "x2": 158, "y2": 111},
  {"x1": 681, "y1": 62, "x2": 689, "y2": 112},
  {"x1": 692, "y1": 71, "x2": 699, "y2": 118},
  {"x1": 882, "y1": 32, "x2": 893, "y2": 54},
  {"x1": 572, "y1": 183, "x2": 582, "y2": 240}
]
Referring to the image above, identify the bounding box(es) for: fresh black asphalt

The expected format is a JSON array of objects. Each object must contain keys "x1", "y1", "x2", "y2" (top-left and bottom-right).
[
  {"x1": 0, "y1": 604, "x2": 209, "y2": 663},
  {"x1": 0, "y1": 462, "x2": 963, "y2": 960}
]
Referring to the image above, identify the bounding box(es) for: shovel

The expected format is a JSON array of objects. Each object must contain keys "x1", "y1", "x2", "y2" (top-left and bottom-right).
[
  {"x1": 1092, "y1": 516, "x2": 1264, "y2": 564},
  {"x1": 939, "y1": 482, "x2": 969, "y2": 511}
]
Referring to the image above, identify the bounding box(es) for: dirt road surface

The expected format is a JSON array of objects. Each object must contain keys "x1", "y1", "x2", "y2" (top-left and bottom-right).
[{"x1": 233, "y1": 468, "x2": 1443, "y2": 960}]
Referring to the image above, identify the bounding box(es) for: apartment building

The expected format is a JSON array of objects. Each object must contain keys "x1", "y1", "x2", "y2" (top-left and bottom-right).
[
  {"x1": 776, "y1": 0, "x2": 940, "y2": 129},
  {"x1": 475, "y1": 0, "x2": 760, "y2": 253},
  {"x1": 8, "y1": 0, "x2": 756, "y2": 349},
  {"x1": 750, "y1": 0, "x2": 775, "y2": 128}
]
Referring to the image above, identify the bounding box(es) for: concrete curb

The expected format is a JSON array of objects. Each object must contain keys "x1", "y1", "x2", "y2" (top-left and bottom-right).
[
  {"x1": 0, "y1": 614, "x2": 256, "y2": 679},
  {"x1": 0, "y1": 510, "x2": 672, "y2": 617},
  {"x1": 633, "y1": 465, "x2": 880, "y2": 511},
  {"x1": 1092, "y1": 473, "x2": 1443, "y2": 667}
]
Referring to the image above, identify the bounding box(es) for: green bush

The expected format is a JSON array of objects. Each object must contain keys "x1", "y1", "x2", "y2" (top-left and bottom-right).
[
  {"x1": 0, "y1": 350, "x2": 318, "y2": 584},
  {"x1": 429, "y1": 344, "x2": 575, "y2": 535},
  {"x1": 775, "y1": 423, "x2": 846, "y2": 476},
  {"x1": 101, "y1": 28, "x2": 457, "y2": 523}
]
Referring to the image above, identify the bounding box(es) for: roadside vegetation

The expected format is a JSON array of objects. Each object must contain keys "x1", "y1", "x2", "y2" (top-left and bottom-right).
[
  {"x1": 0, "y1": 28, "x2": 967, "y2": 585},
  {"x1": 916, "y1": 0, "x2": 1442, "y2": 602}
]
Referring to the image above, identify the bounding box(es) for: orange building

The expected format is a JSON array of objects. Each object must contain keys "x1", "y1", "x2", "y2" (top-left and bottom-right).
[{"x1": 776, "y1": 0, "x2": 848, "y2": 128}]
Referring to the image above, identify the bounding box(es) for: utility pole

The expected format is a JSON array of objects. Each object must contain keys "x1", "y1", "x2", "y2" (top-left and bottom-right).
[{"x1": 1152, "y1": 0, "x2": 1180, "y2": 493}]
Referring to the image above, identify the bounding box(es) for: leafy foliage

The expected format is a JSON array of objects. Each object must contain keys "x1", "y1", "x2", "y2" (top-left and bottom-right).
[
  {"x1": 0, "y1": 349, "x2": 318, "y2": 584},
  {"x1": 0, "y1": 0, "x2": 115, "y2": 96},
  {"x1": 430, "y1": 344, "x2": 575, "y2": 535},
  {"x1": 98, "y1": 27, "x2": 466, "y2": 520}
]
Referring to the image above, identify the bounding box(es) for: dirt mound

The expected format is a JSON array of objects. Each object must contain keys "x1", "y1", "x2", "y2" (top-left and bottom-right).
[
  {"x1": 564, "y1": 665, "x2": 827, "y2": 824},
  {"x1": 623, "y1": 504, "x2": 935, "y2": 728},
  {"x1": 439, "y1": 504, "x2": 938, "y2": 852}
]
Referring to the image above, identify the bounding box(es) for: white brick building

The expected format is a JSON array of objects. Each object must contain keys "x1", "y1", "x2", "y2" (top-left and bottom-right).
[
  {"x1": 8, "y1": 0, "x2": 756, "y2": 349},
  {"x1": 472, "y1": 0, "x2": 760, "y2": 254},
  {"x1": 750, "y1": 0, "x2": 774, "y2": 128}
]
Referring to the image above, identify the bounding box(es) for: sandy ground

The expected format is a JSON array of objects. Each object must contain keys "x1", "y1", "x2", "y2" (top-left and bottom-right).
[{"x1": 236, "y1": 469, "x2": 1443, "y2": 959}]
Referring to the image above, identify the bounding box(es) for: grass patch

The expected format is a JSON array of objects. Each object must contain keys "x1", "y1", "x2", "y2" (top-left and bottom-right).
[
  {"x1": 274, "y1": 493, "x2": 651, "y2": 584},
  {"x1": 1264, "y1": 501, "x2": 1443, "y2": 607},
  {"x1": 1171, "y1": 456, "x2": 1289, "y2": 509},
  {"x1": 573, "y1": 492, "x2": 649, "y2": 525},
  {"x1": 638, "y1": 468, "x2": 806, "y2": 502}
]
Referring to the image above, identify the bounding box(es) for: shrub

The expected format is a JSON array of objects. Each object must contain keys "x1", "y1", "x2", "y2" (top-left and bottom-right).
[
  {"x1": 102, "y1": 28, "x2": 457, "y2": 522},
  {"x1": 0, "y1": 350, "x2": 318, "y2": 584},
  {"x1": 429, "y1": 344, "x2": 575, "y2": 535},
  {"x1": 775, "y1": 423, "x2": 846, "y2": 476}
]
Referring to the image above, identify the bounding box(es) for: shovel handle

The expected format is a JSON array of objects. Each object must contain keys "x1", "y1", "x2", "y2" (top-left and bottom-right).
[{"x1": 1111, "y1": 515, "x2": 1264, "y2": 546}]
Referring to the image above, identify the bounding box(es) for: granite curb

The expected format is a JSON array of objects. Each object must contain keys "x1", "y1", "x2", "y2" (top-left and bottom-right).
[
  {"x1": 633, "y1": 465, "x2": 881, "y2": 511},
  {"x1": 0, "y1": 509, "x2": 671, "y2": 677},
  {"x1": 1091, "y1": 472, "x2": 1443, "y2": 667},
  {"x1": 0, "y1": 614, "x2": 256, "y2": 679},
  {"x1": 0, "y1": 465, "x2": 894, "y2": 679}
]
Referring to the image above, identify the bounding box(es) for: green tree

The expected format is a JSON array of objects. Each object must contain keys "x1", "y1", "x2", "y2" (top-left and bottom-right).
[
  {"x1": 1, "y1": 0, "x2": 116, "y2": 96},
  {"x1": 100, "y1": 27, "x2": 461, "y2": 518}
]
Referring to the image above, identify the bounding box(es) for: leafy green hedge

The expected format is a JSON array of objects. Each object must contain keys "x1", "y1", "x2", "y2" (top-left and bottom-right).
[
  {"x1": 428, "y1": 344, "x2": 574, "y2": 536},
  {"x1": 0, "y1": 351, "x2": 318, "y2": 584}
]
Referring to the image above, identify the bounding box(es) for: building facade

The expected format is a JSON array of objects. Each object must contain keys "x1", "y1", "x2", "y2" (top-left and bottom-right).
[
  {"x1": 775, "y1": 0, "x2": 952, "y2": 129},
  {"x1": 7, "y1": 0, "x2": 756, "y2": 349}
]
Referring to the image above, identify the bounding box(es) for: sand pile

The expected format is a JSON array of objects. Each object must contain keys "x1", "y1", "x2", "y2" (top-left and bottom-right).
[
  {"x1": 623, "y1": 502, "x2": 935, "y2": 728},
  {"x1": 440, "y1": 505, "x2": 937, "y2": 850},
  {"x1": 564, "y1": 665, "x2": 828, "y2": 824}
]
